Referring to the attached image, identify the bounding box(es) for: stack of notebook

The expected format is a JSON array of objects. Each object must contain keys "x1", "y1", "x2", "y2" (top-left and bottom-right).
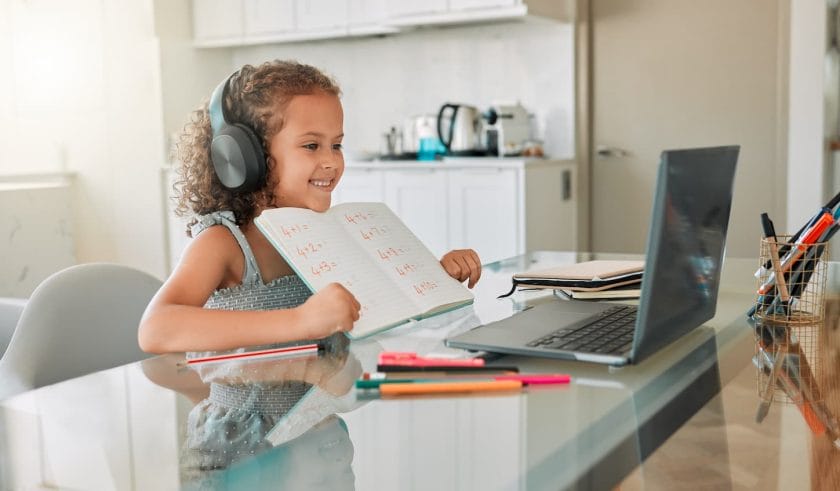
[{"x1": 499, "y1": 260, "x2": 645, "y2": 300}]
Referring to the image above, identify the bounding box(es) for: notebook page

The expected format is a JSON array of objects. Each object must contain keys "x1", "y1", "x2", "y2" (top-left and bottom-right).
[
  {"x1": 254, "y1": 208, "x2": 416, "y2": 338},
  {"x1": 330, "y1": 202, "x2": 473, "y2": 315}
]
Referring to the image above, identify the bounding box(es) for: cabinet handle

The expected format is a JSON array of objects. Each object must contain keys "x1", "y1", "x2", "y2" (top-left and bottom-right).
[{"x1": 562, "y1": 170, "x2": 572, "y2": 201}]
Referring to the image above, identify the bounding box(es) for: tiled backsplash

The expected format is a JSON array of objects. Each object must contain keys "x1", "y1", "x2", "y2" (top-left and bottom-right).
[{"x1": 233, "y1": 19, "x2": 575, "y2": 159}]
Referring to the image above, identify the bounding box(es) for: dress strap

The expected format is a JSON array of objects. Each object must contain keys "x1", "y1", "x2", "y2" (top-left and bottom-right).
[{"x1": 191, "y1": 211, "x2": 264, "y2": 285}]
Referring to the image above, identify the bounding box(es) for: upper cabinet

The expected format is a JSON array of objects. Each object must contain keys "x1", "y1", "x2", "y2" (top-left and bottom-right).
[
  {"x1": 192, "y1": 0, "x2": 244, "y2": 44},
  {"x1": 244, "y1": 0, "x2": 295, "y2": 38},
  {"x1": 192, "y1": 0, "x2": 572, "y2": 48}
]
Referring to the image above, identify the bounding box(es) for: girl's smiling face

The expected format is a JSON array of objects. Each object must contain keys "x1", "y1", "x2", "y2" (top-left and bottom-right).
[{"x1": 267, "y1": 91, "x2": 344, "y2": 212}]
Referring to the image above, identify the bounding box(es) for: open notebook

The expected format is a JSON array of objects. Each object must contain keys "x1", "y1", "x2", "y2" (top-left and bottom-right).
[{"x1": 255, "y1": 202, "x2": 474, "y2": 339}]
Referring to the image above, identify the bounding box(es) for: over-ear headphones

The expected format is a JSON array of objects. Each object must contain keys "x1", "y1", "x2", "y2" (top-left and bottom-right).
[{"x1": 207, "y1": 72, "x2": 267, "y2": 193}]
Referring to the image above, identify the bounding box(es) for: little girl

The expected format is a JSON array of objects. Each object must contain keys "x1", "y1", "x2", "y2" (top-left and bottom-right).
[{"x1": 139, "y1": 60, "x2": 482, "y2": 353}]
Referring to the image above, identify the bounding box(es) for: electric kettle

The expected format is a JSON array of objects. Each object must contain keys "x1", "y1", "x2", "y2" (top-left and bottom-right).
[{"x1": 436, "y1": 103, "x2": 486, "y2": 155}]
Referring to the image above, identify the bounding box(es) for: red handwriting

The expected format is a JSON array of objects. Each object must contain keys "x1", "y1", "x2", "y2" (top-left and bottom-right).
[
  {"x1": 343, "y1": 211, "x2": 375, "y2": 224},
  {"x1": 296, "y1": 241, "x2": 324, "y2": 260},
  {"x1": 395, "y1": 263, "x2": 418, "y2": 276},
  {"x1": 359, "y1": 226, "x2": 388, "y2": 241},
  {"x1": 280, "y1": 223, "x2": 310, "y2": 238},
  {"x1": 377, "y1": 247, "x2": 406, "y2": 260},
  {"x1": 310, "y1": 261, "x2": 338, "y2": 277},
  {"x1": 413, "y1": 280, "x2": 439, "y2": 296}
]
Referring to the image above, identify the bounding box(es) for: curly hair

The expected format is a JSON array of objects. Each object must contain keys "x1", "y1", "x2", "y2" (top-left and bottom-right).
[{"x1": 172, "y1": 60, "x2": 341, "y2": 236}]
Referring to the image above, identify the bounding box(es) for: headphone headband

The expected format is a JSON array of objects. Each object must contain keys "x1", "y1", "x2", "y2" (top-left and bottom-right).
[{"x1": 208, "y1": 76, "x2": 229, "y2": 136}]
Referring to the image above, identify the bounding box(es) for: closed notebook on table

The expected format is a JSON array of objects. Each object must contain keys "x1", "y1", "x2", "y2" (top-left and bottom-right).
[
  {"x1": 561, "y1": 283, "x2": 643, "y2": 300},
  {"x1": 501, "y1": 260, "x2": 644, "y2": 297},
  {"x1": 255, "y1": 202, "x2": 474, "y2": 339}
]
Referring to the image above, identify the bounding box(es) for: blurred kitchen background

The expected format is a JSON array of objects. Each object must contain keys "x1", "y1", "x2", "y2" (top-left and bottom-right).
[{"x1": 0, "y1": 0, "x2": 835, "y2": 297}]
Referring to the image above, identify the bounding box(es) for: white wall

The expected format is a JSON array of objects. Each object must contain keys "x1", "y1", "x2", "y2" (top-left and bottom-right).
[
  {"x1": 787, "y1": 0, "x2": 827, "y2": 229},
  {"x1": 0, "y1": 0, "x2": 168, "y2": 280},
  {"x1": 229, "y1": 21, "x2": 576, "y2": 160}
]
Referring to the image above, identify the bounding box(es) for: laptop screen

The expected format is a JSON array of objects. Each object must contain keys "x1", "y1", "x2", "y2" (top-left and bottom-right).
[{"x1": 631, "y1": 146, "x2": 739, "y2": 363}]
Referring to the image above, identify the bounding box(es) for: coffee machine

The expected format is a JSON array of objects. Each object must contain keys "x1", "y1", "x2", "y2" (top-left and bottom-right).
[{"x1": 483, "y1": 102, "x2": 532, "y2": 157}]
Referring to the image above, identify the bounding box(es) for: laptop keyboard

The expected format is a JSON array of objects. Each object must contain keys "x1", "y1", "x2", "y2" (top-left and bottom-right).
[{"x1": 526, "y1": 305, "x2": 638, "y2": 355}]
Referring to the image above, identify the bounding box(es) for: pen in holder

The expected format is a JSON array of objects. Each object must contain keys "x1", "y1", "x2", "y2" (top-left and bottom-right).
[{"x1": 754, "y1": 235, "x2": 828, "y2": 406}]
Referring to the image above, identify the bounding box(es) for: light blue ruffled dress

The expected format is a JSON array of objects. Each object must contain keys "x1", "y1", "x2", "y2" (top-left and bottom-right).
[{"x1": 181, "y1": 211, "x2": 319, "y2": 486}]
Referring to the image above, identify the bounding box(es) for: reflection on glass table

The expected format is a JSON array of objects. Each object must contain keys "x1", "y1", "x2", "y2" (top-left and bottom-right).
[{"x1": 2, "y1": 252, "x2": 840, "y2": 490}]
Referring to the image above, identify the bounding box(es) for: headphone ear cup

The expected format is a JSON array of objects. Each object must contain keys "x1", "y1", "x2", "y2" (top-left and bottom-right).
[{"x1": 210, "y1": 124, "x2": 266, "y2": 193}]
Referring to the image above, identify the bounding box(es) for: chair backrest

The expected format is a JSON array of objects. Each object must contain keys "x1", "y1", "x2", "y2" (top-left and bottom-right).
[
  {"x1": 0, "y1": 298, "x2": 27, "y2": 358},
  {"x1": 0, "y1": 263, "x2": 162, "y2": 399}
]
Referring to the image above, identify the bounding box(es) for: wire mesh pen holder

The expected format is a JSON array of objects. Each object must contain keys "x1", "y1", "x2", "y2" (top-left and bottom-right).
[{"x1": 753, "y1": 236, "x2": 828, "y2": 404}]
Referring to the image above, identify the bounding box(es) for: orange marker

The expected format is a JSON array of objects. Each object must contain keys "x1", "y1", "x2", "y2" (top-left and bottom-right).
[{"x1": 379, "y1": 379, "x2": 522, "y2": 396}]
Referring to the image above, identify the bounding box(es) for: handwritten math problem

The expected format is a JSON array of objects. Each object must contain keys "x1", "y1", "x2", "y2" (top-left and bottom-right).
[
  {"x1": 254, "y1": 202, "x2": 474, "y2": 338},
  {"x1": 377, "y1": 247, "x2": 407, "y2": 260},
  {"x1": 343, "y1": 210, "x2": 376, "y2": 224},
  {"x1": 296, "y1": 240, "x2": 325, "y2": 260},
  {"x1": 412, "y1": 280, "x2": 439, "y2": 296},
  {"x1": 359, "y1": 225, "x2": 389, "y2": 241},
  {"x1": 395, "y1": 263, "x2": 418, "y2": 276},
  {"x1": 310, "y1": 260, "x2": 338, "y2": 277},
  {"x1": 280, "y1": 223, "x2": 310, "y2": 239}
]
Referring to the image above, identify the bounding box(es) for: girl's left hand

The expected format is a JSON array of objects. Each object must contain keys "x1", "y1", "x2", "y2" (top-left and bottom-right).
[{"x1": 440, "y1": 249, "x2": 482, "y2": 288}]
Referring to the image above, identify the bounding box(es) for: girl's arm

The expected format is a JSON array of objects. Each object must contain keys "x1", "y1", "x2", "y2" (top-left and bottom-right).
[{"x1": 138, "y1": 227, "x2": 359, "y2": 354}]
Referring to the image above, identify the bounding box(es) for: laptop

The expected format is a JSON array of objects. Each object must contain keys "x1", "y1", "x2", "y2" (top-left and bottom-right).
[{"x1": 446, "y1": 145, "x2": 739, "y2": 366}]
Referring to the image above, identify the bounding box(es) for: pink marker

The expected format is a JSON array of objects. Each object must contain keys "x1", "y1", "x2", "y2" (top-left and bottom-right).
[
  {"x1": 494, "y1": 374, "x2": 572, "y2": 385},
  {"x1": 378, "y1": 351, "x2": 485, "y2": 367}
]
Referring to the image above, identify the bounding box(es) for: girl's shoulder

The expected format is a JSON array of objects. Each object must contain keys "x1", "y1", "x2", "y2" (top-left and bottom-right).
[{"x1": 181, "y1": 221, "x2": 245, "y2": 270}]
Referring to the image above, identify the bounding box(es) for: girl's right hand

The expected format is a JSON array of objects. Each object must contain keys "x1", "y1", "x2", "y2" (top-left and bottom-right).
[{"x1": 298, "y1": 283, "x2": 361, "y2": 338}]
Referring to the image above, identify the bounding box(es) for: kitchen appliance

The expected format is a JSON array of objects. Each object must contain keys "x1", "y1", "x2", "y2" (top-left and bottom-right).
[
  {"x1": 401, "y1": 114, "x2": 437, "y2": 155},
  {"x1": 436, "y1": 103, "x2": 486, "y2": 156},
  {"x1": 484, "y1": 102, "x2": 532, "y2": 156}
]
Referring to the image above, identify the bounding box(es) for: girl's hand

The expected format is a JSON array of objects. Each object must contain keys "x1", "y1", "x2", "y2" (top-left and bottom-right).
[
  {"x1": 440, "y1": 249, "x2": 482, "y2": 288},
  {"x1": 299, "y1": 283, "x2": 361, "y2": 338}
]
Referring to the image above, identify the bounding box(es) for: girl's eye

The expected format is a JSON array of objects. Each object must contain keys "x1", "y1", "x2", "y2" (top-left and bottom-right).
[
  {"x1": 303, "y1": 143, "x2": 319, "y2": 151},
  {"x1": 332, "y1": 143, "x2": 343, "y2": 151}
]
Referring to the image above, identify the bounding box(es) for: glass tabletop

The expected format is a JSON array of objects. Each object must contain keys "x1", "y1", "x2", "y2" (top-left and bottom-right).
[{"x1": 0, "y1": 251, "x2": 834, "y2": 490}]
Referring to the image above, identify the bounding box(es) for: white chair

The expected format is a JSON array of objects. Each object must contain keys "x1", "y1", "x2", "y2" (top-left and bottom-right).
[
  {"x1": 0, "y1": 298, "x2": 27, "y2": 357},
  {"x1": 0, "y1": 263, "x2": 162, "y2": 400}
]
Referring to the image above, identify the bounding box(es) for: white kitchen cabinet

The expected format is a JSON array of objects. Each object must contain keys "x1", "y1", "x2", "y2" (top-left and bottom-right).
[
  {"x1": 192, "y1": 0, "x2": 244, "y2": 43},
  {"x1": 447, "y1": 167, "x2": 519, "y2": 264},
  {"x1": 243, "y1": 0, "x2": 295, "y2": 37},
  {"x1": 449, "y1": 0, "x2": 520, "y2": 12},
  {"x1": 333, "y1": 159, "x2": 577, "y2": 264},
  {"x1": 333, "y1": 167, "x2": 385, "y2": 203},
  {"x1": 296, "y1": 0, "x2": 347, "y2": 31},
  {"x1": 191, "y1": 0, "x2": 568, "y2": 47},
  {"x1": 347, "y1": 0, "x2": 390, "y2": 27},
  {"x1": 388, "y1": 0, "x2": 448, "y2": 18},
  {"x1": 383, "y1": 168, "x2": 449, "y2": 258}
]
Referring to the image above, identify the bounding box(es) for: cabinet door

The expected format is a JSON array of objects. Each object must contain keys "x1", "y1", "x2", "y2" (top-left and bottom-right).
[
  {"x1": 448, "y1": 167, "x2": 519, "y2": 264},
  {"x1": 347, "y1": 0, "x2": 389, "y2": 25},
  {"x1": 296, "y1": 0, "x2": 348, "y2": 30},
  {"x1": 449, "y1": 0, "x2": 519, "y2": 11},
  {"x1": 332, "y1": 167, "x2": 385, "y2": 205},
  {"x1": 192, "y1": 0, "x2": 244, "y2": 42},
  {"x1": 388, "y1": 0, "x2": 448, "y2": 17},
  {"x1": 243, "y1": 0, "x2": 295, "y2": 36},
  {"x1": 383, "y1": 168, "x2": 449, "y2": 258}
]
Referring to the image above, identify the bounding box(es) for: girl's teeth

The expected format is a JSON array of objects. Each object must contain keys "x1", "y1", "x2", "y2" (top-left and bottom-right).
[{"x1": 311, "y1": 180, "x2": 331, "y2": 187}]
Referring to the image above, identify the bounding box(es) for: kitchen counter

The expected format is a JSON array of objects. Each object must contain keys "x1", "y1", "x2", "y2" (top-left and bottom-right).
[{"x1": 347, "y1": 156, "x2": 575, "y2": 169}]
